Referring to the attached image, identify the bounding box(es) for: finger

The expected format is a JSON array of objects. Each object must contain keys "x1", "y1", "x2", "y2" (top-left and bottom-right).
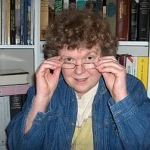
[
  {"x1": 96, "y1": 59, "x2": 124, "y2": 69},
  {"x1": 95, "y1": 57, "x2": 119, "y2": 66},
  {"x1": 98, "y1": 56, "x2": 117, "y2": 61},
  {"x1": 96, "y1": 62, "x2": 126, "y2": 76},
  {"x1": 96, "y1": 64, "x2": 125, "y2": 73}
]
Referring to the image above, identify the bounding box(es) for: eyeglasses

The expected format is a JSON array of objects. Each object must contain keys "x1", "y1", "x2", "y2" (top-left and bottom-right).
[{"x1": 61, "y1": 62, "x2": 96, "y2": 69}]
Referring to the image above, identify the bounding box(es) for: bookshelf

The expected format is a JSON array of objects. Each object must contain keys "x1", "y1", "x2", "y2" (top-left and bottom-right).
[
  {"x1": 0, "y1": 0, "x2": 41, "y2": 86},
  {"x1": 118, "y1": 41, "x2": 150, "y2": 98}
]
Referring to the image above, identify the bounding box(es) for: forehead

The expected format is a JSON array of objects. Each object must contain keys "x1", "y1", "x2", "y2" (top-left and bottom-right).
[{"x1": 59, "y1": 44, "x2": 101, "y2": 56}]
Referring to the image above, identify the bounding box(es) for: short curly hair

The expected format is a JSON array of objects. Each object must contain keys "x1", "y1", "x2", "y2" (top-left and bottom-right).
[{"x1": 44, "y1": 8, "x2": 118, "y2": 59}]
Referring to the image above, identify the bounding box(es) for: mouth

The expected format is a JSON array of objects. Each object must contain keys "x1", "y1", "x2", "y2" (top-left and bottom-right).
[{"x1": 74, "y1": 78, "x2": 88, "y2": 82}]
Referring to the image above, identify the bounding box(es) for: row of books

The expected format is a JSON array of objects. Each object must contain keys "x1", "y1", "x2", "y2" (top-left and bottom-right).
[
  {"x1": 0, "y1": 0, "x2": 35, "y2": 45},
  {"x1": 41, "y1": 0, "x2": 150, "y2": 41},
  {"x1": 115, "y1": 0, "x2": 150, "y2": 41},
  {"x1": 117, "y1": 54, "x2": 149, "y2": 90},
  {"x1": 0, "y1": 69, "x2": 30, "y2": 147}
]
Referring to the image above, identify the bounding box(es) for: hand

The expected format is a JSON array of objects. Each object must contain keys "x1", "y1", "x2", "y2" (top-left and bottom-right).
[
  {"x1": 95, "y1": 56, "x2": 128, "y2": 102},
  {"x1": 35, "y1": 56, "x2": 62, "y2": 103}
]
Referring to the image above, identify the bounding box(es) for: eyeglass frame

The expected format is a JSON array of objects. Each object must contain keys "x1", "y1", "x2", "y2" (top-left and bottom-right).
[{"x1": 60, "y1": 58, "x2": 98, "y2": 69}]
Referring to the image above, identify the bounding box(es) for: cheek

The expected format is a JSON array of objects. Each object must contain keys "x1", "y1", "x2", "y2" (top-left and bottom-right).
[{"x1": 62, "y1": 69, "x2": 74, "y2": 77}]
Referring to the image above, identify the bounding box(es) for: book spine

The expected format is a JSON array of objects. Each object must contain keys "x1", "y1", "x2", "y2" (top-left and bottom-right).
[
  {"x1": 1, "y1": 0, "x2": 6, "y2": 45},
  {"x1": 106, "y1": 0, "x2": 117, "y2": 36},
  {"x1": 126, "y1": 55, "x2": 133, "y2": 75},
  {"x1": 129, "y1": 0, "x2": 138, "y2": 41},
  {"x1": 27, "y1": 0, "x2": 31, "y2": 45},
  {"x1": 63, "y1": 0, "x2": 69, "y2": 9},
  {"x1": 137, "y1": 56, "x2": 149, "y2": 90},
  {"x1": 0, "y1": 97, "x2": 5, "y2": 145},
  {"x1": 86, "y1": 0, "x2": 94, "y2": 10},
  {"x1": 30, "y1": 0, "x2": 34, "y2": 45},
  {"x1": 6, "y1": 0, "x2": 11, "y2": 45},
  {"x1": 23, "y1": 0, "x2": 27, "y2": 45},
  {"x1": 0, "y1": 84, "x2": 30, "y2": 96},
  {"x1": 40, "y1": 0, "x2": 49, "y2": 40},
  {"x1": 20, "y1": 0, "x2": 27, "y2": 45},
  {"x1": 0, "y1": 0, "x2": 2, "y2": 44},
  {"x1": 9, "y1": 94, "x2": 26, "y2": 119},
  {"x1": 20, "y1": 0, "x2": 24, "y2": 44},
  {"x1": 10, "y1": 0, "x2": 16, "y2": 44},
  {"x1": 54, "y1": 0, "x2": 63, "y2": 13},
  {"x1": 95, "y1": 0, "x2": 103, "y2": 13},
  {"x1": 15, "y1": 0, "x2": 21, "y2": 45},
  {"x1": 76, "y1": 0, "x2": 86, "y2": 10},
  {"x1": 138, "y1": 0, "x2": 150, "y2": 41},
  {"x1": 3, "y1": 96, "x2": 10, "y2": 130},
  {"x1": 49, "y1": 0, "x2": 55, "y2": 23},
  {"x1": 69, "y1": 0, "x2": 76, "y2": 9},
  {"x1": 116, "y1": 0, "x2": 130, "y2": 41},
  {"x1": 0, "y1": 96, "x2": 10, "y2": 146},
  {"x1": 132, "y1": 56, "x2": 138, "y2": 76},
  {"x1": 117, "y1": 54, "x2": 128, "y2": 67}
]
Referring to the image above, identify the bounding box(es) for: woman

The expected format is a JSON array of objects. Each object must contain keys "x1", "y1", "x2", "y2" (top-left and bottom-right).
[{"x1": 7, "y1": 8, "x2": 150, "y2": 150}]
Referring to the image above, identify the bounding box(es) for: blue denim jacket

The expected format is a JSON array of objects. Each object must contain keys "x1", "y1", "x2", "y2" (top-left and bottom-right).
[{"x1": 7, "y1": 74, "x2": 150, "y2": 150}]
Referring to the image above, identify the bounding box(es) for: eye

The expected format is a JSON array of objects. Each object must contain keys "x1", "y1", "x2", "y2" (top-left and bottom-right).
[
  {"x1": 85, "y1": 55, "x2": 96, "y2": 63},
  {"x1": 62, "y1": 57, "x2": 76, "y2": 63}
]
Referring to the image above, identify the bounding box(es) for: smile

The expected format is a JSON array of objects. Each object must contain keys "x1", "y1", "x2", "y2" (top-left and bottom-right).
[{"x1": 75, "y1": 78, "x2": 88, "y2": 82}]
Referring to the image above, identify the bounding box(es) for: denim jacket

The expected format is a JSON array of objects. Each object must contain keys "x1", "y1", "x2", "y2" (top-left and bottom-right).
[{"x1": 7, "y1": 74, "x2": 150, "y2": 150}]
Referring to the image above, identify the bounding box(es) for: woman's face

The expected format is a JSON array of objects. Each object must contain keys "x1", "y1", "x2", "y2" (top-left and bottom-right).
[{"x1": 59, "y1": 45, "x2": 102, "y2": 98}]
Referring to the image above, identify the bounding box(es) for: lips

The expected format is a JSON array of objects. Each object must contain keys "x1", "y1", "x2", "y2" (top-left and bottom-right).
[{"x1": 75, "y1": 78, "x2": 88, "y2": 82}]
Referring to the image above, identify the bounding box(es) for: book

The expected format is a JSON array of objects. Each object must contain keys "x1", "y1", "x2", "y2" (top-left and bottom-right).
[
  {"x1": 85, "y1": 0, "x2": 93, "y2": 10},
  {"x1": 126, "y1": 55, "x2": 133, "y2": 75},
  {"x1": 48, "y1": 0, "x2": 55, "y2": 24},
  {"x1": 6, "y1": 0, "x2": 11, "y2": 45},
  {"x1": 27, "y1": 0, "x2": 31, "y2": 45},
  {"x1": 0, "y1": 0, "x2": 2, "y2": 44},
  {"x1": 69, "y1": 0, "x2": 76, "y2": 9},
  {"x1": 116, "y1": 0, "x2": 130, "y2": 41},
  {"x1": 129, "y1": 0, "x2": 139, "y2": 41},
  {"x1": 15, "y1": 0, "x2": 21, "y2": 44},
  {"x1": 0, "y1": 69, "x2": 29, "y2": 86},
  {"x1": 94, "y1": 0, "x2": 104, "y2": 13},
  {"x1": 30, "y1": 0, "x2": 35, "y2": 45},
  {"x1": 40, "y1": 0, "x2": 49, "y2": 40},
  {"x1": 0, "y1": 84, "x2": 30, "y2": 96},
  {"x1": 54, "y1": 0, "x2": 63, "y2": 13},
  {"x1": 24, "y1": 0, "x2": 28, "y2": 45},
  {"x1": 0, "y1": 94, "x2": 27, "y2": 145},
  {"x1": 20, "y1": 0, "x2": 24, "y2": 44},
  {"x1": 1, "y1": 0, "x2": 6, "y2": 45},
  {"x1": 63, "y1": 0, "x2": 69, "y2": 9},
  {"x1": 117, "y1": 54, "x2": 129, "y2": 67},
  {"x1": 137, "y1": 56, "x2": 149, "y2": 90},
  {"x1": 138, "y1": 0, "x2": 150, "y2": 41},
  {"x1": 0, "y1": 96, "x2": 10, "y2": 146},
  {"x1": 106, "y1": 0, "x2": 116, "y2": 36},
  {"x1": 76, "y1": 0, "x2": 86, "y2": 10},
  {"x1": 20, "y1": 0, "x2": 28, "y2": 45},
  {"x1": 132, "y1": 56, "x2": 138, "y2": 76},
  {"x1": 9, "y1": 94, "x2": 27, "y2": 119},
  {"x1": 10, "y1": 0, "x2": 16, "y2": 44}
]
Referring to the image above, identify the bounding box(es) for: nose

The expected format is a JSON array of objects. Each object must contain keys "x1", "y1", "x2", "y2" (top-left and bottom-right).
[{"x1": 74, "y1": 64, "x2": 85, "y2": 75}]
